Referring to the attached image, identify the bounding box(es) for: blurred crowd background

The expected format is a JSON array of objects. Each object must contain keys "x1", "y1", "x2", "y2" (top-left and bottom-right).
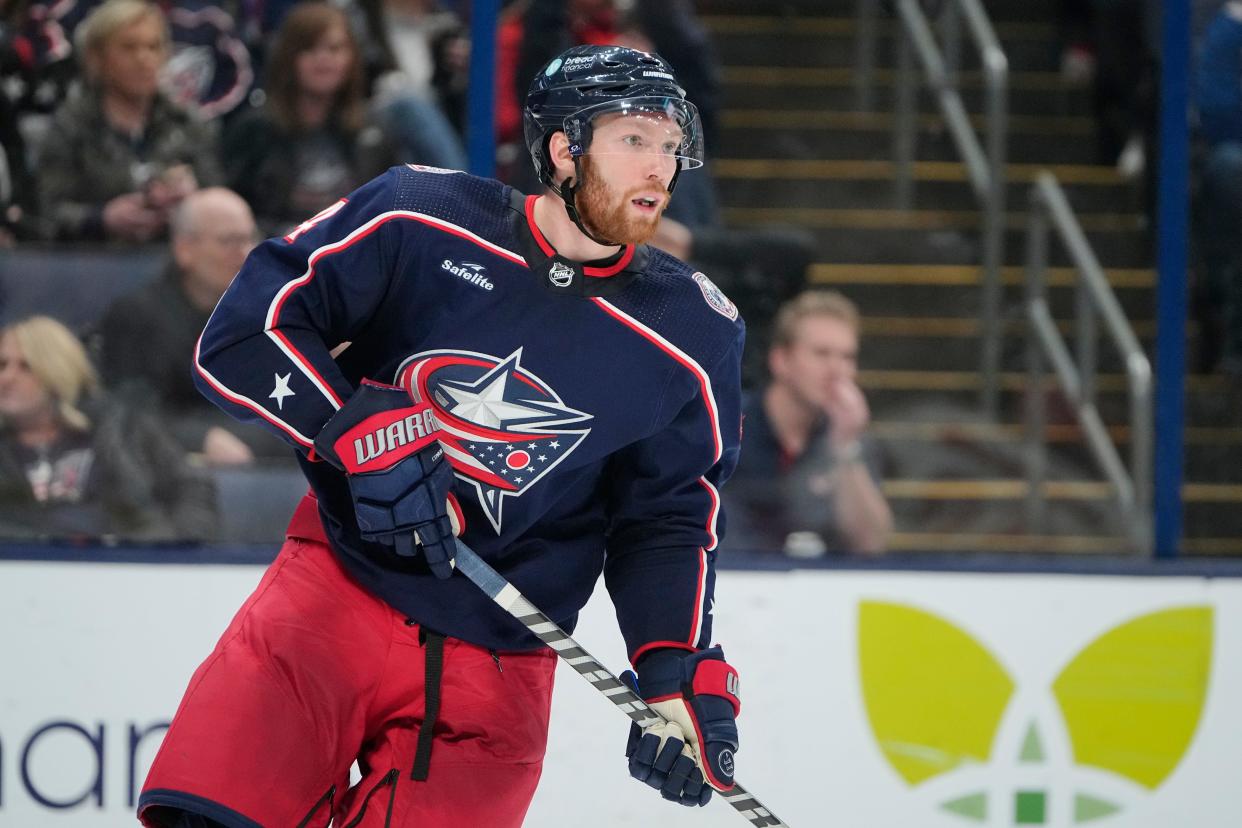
[{"x1": 0, "y1": 0, "x2": 1234, "y2": 558}]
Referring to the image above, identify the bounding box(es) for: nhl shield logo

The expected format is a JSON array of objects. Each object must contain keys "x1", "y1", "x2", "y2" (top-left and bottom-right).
[
  {"x1": 549, "y1": 261, "x2": 576, "y2": 287},
  {"x1": 692, "y1": 272, "x2": 738, "y2": 321},
  {"x1": 395, "y1": 348, "x2": 592, "y2": 533}
]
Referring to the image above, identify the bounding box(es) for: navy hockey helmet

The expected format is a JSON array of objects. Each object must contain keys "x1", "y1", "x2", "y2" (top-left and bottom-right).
[{"x1": 523, "y1": 45, "x2": 705, "y2": 198}]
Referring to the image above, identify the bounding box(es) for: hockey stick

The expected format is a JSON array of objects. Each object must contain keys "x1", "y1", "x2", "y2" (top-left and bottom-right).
[{"x1": 452, "y1": 538, "x2": 790, "y2": 828}]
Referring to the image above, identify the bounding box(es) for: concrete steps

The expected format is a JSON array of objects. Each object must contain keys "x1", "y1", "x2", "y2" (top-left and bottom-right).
[
  {"x1": 696, "y1": 0, "x2": 1233, "y2": 554},
  {"x1": 722, "y1": 66, "x2": 1093, "y2": 118},
  {"x1": 714, "y1": 155, "x2": 1136, "y2": 212},
  {"x1": 722, "y1": 206, "x2": 1151, "y2": 267},
  {"x1": 704, "y1": 15, "x2": 1065, "y2": 74}
]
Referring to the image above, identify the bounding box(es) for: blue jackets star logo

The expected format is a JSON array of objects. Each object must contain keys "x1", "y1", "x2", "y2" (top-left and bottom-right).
[{"x1": 395, "y1": 348, "x2": 592, "y2": 532}]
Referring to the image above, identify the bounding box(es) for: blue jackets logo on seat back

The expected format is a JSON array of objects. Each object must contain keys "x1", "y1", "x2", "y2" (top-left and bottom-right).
[{"x1": 395, "y1": 348, "x2": 593, "y2": 532}]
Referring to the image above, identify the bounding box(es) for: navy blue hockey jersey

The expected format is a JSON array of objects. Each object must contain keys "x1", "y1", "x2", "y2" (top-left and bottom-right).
[{"x1": 194, "y1": 164, "x2": 745, "y2": 659}]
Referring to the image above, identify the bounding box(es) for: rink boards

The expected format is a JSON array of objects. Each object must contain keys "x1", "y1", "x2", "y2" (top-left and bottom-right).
[{"x1": 0, "y1": 553, "x2": 1238, "y2": 827}]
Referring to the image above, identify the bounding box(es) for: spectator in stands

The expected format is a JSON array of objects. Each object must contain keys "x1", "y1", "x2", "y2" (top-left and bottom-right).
[
  {"x1": 1, "y1": 0, "x2": 76, "y2": 242},
  {"x1": 1195, "y1": 1, "x2": 1242, "y2": 376},
  {"x1": 355, "y1": 0, "x2": 468, "y2": 170},
  {"x1": 93, "y1": 187, "x2": 289, "y2": 465},
  {"x1": 0, "y1": 315, "x2": 217, "y2": 540},
  {"x1": 723, "y1": 291, "x2": 893, "y2": 556},
  {"x1": 36, "y1": 0, "x2": 256, "y2": 121},
  {"x1": 222, "y1": 1, "x2": 398, "y2": 235},
  {"x1": 36, "y1": 0, "x2": 220, "y2": 243}
]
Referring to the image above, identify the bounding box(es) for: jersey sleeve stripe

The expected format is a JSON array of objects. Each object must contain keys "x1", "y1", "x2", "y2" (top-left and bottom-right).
[
  {"x1": 699, "y1": 477, "x2": 721, "y2": 550},
  {"x1": 588, "y1": 298, "x2": 723, "y2": 462},
  {"x1": 263, "y1": 210, "x2": 529, "y2": 412},
  {"x1": 690, "y1": 545, "x2": 708, "y2": 646},
  {"x1": 265, "y1": 327, "x2": 344, "y2": 410},
  {"x1": 192, "y1": 334, "x2": 314, "y2": 447},
  {"x1": 591, "y1": 298, "x2": 721, "y2": 643},
  {"x1": 590, "y1": 298, "x2": 726, "y2": 552}
]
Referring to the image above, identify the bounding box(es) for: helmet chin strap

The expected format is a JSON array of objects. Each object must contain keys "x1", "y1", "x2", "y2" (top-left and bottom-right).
[{"x1": 555, "y1": 156, "x2": 622, "y2": 248}]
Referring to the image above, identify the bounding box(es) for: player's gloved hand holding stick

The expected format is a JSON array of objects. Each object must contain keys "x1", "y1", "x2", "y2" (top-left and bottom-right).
[
  {"x1": 621, "y1": 647, "x2": 741, "y2": 807},
  {"x1": 314, "y1": 380, "x2": 463, "y2": 578},
  {"x1": 450, "y1": 538, "x2": 788, "y2": 827}
]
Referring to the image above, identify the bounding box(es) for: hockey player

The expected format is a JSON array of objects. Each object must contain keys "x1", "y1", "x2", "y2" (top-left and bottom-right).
[{"x1": 138, "y1": 44, "x2": 745, "y2": 828}]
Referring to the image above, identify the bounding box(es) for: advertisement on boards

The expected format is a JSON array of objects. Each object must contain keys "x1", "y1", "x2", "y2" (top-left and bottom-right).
[{"x1": 1, "y1": 562, "x2": 1237, "y2": 827}]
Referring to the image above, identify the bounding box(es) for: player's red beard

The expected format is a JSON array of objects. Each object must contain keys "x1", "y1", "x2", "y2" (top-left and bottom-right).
[{"x1": 573, "y1": 156, "x2": 667, "y2": 246}]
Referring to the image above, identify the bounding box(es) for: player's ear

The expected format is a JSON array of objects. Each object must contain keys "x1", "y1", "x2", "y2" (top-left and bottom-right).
[{"x1": 547, "y1": 131, "x2": 576, "y2": 186}]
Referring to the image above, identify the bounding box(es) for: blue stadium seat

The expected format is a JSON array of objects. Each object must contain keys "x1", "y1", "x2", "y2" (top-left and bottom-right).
[
  {"x1": 0, "y1": 246, "x2": 166, "y2": 331},
  {"x1": 210, "y1": 464, "x2": 310, "y2": 544}
]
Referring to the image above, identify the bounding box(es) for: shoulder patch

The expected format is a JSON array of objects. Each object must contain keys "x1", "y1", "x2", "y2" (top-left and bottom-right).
[
  {"x1": 405, "y1": 163, "x2": 461, "y2": 175},
  {"x1": 692, "y1": 272, "x2": 738, "y2": 321}
]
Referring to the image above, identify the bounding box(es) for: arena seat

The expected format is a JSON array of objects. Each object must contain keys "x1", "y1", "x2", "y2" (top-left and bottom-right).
[
  {"x1": 209, "y1": 464, "x2": 310, "y2": 544},
  {"x1": 0, "y1": 245, "x2": 166, "y2": 330}
]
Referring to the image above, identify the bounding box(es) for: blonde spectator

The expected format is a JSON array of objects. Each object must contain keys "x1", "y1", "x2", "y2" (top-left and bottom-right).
[
  {"x1": 0, "y1": 316, "x2": 216, "y2": 540},
  {"x1": 36, "y1": 0, "x2": 220, "y2": 243}
]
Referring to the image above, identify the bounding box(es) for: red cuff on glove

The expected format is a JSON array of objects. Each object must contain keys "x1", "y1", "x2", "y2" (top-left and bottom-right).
[{"x1": 691, "y1": 658, "x2": 741, "y2": 717}]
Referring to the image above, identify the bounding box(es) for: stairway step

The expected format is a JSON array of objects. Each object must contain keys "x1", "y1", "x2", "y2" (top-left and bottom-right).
[
  {"x1": 721, "y1": 121, "x2": 1100, "y2": 165},
  {"x1": 886, "y1": 531, "x2": 1131, "y2": 554},
  {"x1": 811, "y1": 263, "x2": 1152, "y2": 288},
  {"x1": 860, "y1": 314, "x2": 1157, "y2": 337},
  {"x1": 800, "y1": 229, "x2": 1148, "y2": 267},
  {"x1": 725, "y1": 206, "x2": 1142, "y2": 233},
  {"x1": 712, "y1": 157, "x2": 1136, "y2": 213},
  {"x1": 870, "y1": 420, "x2": 1242, "y2": 446},
  {"x1": 861, "y1": 331, "x2": 1148, "y2": 375},
  {"x1": 861, "y1": 369, "x2": 1225, "y2": 394},
  {"x1": 809, "y1": 264, "x2": 1154, "y2": 321},
  {"x1": 704, "y1": 14, "x2": 1057, "y2": 40},
  {"x1": 722, "y1": 66, "x2": 1092, "y2": 118},
  {"x1": 884, "y1": 478, "x2": 1113, "y2": 501},
  {"x1": 723, "y1": 206, "x2": 1150, "y2": 267},
  {"x1": 721, "y1": 108, "x2": 1095, "y2": 138},
  {"x1": 704, "y1": 16, "x2": 1064, "y2": 73},
  {"x1": 860, "y1": 370, "x2": 1235, "y2": 427},
  {"x1": 872, "y1": 423, "x2": 1232, "y2": 483},
  {"x1": 714, "y1": 158, "x2": 1126, "y2": 186},
  {"x1": 880, "y1": 480, "x2": 1242, "y2": 545},
  {"x1": 853, "y1": 311, "x2": 1199, "y2": 377},
  {"x1": 716, "y1": 175, "x2": 1134, "y2": 214},
  {"x1": 699, "y1": 0, "x2": 1055, "y2": 21}
]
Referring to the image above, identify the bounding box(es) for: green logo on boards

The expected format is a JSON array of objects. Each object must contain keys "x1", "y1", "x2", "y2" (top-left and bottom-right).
[{"x1": 858, "y1": 602, "x2": 1213, "y2": 824}]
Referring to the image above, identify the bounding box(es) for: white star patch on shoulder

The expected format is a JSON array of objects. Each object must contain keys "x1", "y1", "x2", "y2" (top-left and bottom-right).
[{"x1": 269, "y1": 372, "x2": 295, "y2": 410}]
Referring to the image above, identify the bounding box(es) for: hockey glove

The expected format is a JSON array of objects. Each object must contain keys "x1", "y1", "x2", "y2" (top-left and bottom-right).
[
  {"x1": 620, "y1": 646, "x2": 740, "y2": 807},
  {"x1": 313, "y1": 381, "x2": 462, "y2": 578}
]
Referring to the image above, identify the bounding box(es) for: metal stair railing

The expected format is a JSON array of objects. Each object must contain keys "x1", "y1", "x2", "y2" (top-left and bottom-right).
[
  {"x1": 861, "y1": 0, "x2": 1009, "y2": 418},
  {"x1": 1023, "y1": 171, "x2": 1153, "y2": 555}
]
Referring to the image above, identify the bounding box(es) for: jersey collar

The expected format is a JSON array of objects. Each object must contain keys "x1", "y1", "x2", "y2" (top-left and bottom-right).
[{"x1": 510, "y1": 191, "x2": 649, "y2": 297}]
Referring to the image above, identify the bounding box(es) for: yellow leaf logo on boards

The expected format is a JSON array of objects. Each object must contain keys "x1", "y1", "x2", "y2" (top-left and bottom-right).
[{"x1": 858, "y1": 602, "x2": 1212, "y2": 824}]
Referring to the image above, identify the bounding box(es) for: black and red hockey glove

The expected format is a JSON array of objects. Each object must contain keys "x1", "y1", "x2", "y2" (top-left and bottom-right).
[
  {"x1": 314, "y1": 381, "x2": 463, "y2": 578},
  {"x1": 620, "y1": 646, "x2": 740, "y2": 807}
]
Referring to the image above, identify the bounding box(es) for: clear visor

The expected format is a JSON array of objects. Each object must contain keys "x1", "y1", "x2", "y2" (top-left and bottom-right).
[{"x1": 565, "y1": 96, "x2": 705, "y2": 171}]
